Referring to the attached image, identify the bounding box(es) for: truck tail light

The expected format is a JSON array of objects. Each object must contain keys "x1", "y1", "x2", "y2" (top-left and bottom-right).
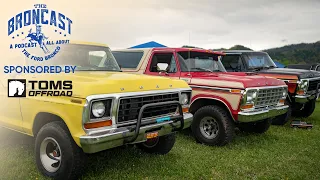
[{"x1": 84, "y1": 120, "x2": 112, "y2": 129}]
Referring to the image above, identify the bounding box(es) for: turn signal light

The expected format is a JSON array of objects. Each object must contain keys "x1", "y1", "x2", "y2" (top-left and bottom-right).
[
  {"x1": 297, "y1": 90, "x2": 305, "y2": 95},
  {"x1": 241, "y1": 104, "x2": 254, "y2": 109},
  {"x1": 279, "y1": 99, "x2": 285, "y2": 105},
  {"x1": 182, "y1": 107, "x2": 189, "y2": 113},
  {"x1": 230, "y1": 89, "x2": 242, "y2": 94},
  {"x1": 84, "y1": 120, "x2": 112, "y2": 129}
]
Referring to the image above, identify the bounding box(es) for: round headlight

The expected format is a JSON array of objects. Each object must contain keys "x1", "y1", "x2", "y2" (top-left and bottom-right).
[
  {"x1": 181, "y1": 93, "x2": 189, "y2": 105},
  {"x1": 246, "y1": 91, "x2": 256, "y2": 103},
  {"x1": 92, "y1": 101, "x2": 106, "y2": 118},
  {"x1": 300, "y1": 80, "x2": 309, "y2": 90},
  {"x1": 283, "y1": 88, "x2": 288, "y2": 97}
]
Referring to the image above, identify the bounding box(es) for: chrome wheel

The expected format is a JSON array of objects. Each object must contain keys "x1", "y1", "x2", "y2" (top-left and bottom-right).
[
  {"x1": 199, "y1": 117, "x2": 219, "y2": 139},
  {"x1": 40, "y1": 137, "x2": 62, "y2": 173}
]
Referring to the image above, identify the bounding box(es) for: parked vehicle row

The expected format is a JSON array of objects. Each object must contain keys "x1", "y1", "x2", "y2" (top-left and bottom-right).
[
  {"x1": 113, "y1": 48, "x2": 289, "y2": 145},
  {"x1": 1, "y1": 42, "x2": 319, "y2": 179}
]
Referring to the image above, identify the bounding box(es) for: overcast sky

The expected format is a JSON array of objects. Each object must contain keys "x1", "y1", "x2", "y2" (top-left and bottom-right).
[{"x1": 1, "y1": 0, "x2": 320, "y2": 50}]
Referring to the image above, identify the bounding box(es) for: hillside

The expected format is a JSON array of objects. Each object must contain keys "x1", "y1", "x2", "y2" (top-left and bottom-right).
[
  {"x1": 210, "y1": 42, "x2": 320, "y2": 65},
  {"x1": 264, "y1": 41, "x2": 320, "y2": 65}
]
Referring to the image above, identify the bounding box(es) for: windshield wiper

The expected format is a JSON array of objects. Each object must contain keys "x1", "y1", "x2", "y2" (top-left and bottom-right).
[
  {"x1": 190, "y1": 68, "x2": 213, "y2": 72},
  {"x1": 249, "y1": 66, "x2": 274, "y2": 71}
]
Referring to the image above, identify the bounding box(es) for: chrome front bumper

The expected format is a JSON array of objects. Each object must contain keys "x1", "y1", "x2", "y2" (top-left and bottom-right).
[
  {"x1": 237, "y1": 105, "x2": 289, "y2": 123},
  {"x1": 80, "y1": 113, "x2": 193, "y2": 153},
  {"x1": 295, "y1": 94, "x2": 317, "y2": 103},
  {"x1": 295, "y1": 83, "x2": 320, "y2": 103}
]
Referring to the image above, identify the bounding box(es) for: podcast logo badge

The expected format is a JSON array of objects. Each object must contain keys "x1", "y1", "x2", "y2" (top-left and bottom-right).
[{"x1": 8, "y1": 4, "x2": 73, "y2": 62}]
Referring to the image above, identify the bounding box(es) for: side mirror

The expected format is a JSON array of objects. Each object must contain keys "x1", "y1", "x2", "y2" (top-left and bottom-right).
[{"x1": 157, "y1": 63, "x2": 168, "y2": 72}]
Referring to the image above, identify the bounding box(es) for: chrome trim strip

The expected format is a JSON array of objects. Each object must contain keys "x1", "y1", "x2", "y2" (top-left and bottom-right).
[
  {"x1": 245, "y1": 85, "x2": 287, "y2": 90},
  {"x1": 86, "y1": 88, "x2": 191, "y2": 101},
  {"x1": 190, "y1": 85, "x2": 239, "y2": 93},
  {"x1": 300, "y1": 77, "x2": 320, "y2": 81}
]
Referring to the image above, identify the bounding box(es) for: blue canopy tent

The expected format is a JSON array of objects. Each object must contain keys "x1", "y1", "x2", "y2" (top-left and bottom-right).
[
  {"x1": 273, "y1": 60, "x2": 285, "y2": 68},
  {"x1": 129, "y1": 41, "x2": 167, "y2": 48}
]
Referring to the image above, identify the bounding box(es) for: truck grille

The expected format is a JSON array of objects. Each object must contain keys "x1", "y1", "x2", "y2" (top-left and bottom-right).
[
  {"x1": 255, "y1": 88, "x2": 283, "y2": 108},
  {"x1": 117, "y1": 93, "x2": 179, "y2": 124},
  {"x1": 308, "y1": 79, "x2": 320, "y2": 91}
]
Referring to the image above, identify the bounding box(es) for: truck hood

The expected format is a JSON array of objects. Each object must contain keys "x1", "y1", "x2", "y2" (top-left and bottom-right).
[
  {"x1": 259, "y1": 68, "x2": 320, "y2": 80},
  {"x1": 26, "y1": 72, "x2": 189, "y2": 98},
  {"x1": 189, "y1": 72, "x2": 285, "y2": 89}
]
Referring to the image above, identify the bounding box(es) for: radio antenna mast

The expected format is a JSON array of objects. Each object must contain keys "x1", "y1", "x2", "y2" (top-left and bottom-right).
[{"x1": 188, "y1": 32, "x2": 191, "y2": 76}]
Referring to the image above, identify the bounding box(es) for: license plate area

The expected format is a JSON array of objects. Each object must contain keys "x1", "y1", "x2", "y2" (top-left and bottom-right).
[{"x1": 146, "y1": 131, "x2": 158, "y2": 139}]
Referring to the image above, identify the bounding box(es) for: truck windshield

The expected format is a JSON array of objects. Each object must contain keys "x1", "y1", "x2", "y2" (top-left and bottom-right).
[
  {"x1": 26, "y1": 44, "x2": 121, "y2": 72},
  {"x1": 177, "y1": 51, "x2": 226, "y2": 72},
  {"x1": 242, "y1": 52, "x2": 276, "y2": 70}
]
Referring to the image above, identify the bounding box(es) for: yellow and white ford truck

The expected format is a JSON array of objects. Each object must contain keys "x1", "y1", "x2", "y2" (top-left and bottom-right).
[{"x1": 0, "y1": 42, "x2": 193, "y2": 179}]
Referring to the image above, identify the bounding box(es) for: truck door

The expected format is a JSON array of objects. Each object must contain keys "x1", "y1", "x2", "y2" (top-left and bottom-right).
[
  {"x1": 0, "y1": 76, "x2": 24, "y2": 131},
  {"x1": 145, "y1": 50, "x2": 180, "y2": 79}
]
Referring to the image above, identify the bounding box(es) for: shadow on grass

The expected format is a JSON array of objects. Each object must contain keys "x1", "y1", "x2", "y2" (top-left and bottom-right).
[{"x1": 0, "y1": 127, "x2": 34, "y2": 150}]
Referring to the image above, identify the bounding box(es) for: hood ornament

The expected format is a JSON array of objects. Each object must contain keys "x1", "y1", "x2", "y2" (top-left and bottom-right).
[
  {"x1": 120, "y1": 88, "x2": 124, "y2": 91},
  {"x1": 139, "y1": 86, "x2": 143, "y2": 89},
  {"x1": 156, "y1": 85, "x2": 159, "y2": 88},
  {"x1": 169, "y1": 85, "x2": 172, "y2": 87}
]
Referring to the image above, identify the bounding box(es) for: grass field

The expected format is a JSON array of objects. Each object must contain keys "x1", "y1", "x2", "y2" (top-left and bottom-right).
[{"x1": 1, "y1": 102, "x2": 320, "y2": 180}]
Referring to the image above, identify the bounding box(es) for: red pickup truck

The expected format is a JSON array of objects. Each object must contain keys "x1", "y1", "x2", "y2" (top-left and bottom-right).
[{"x1": 113, "y1": 48, "x2": 289, "y2": 146}]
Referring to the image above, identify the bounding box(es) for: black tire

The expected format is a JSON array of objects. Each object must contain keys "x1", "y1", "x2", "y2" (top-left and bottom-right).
[
  {"x1": 35, "y1": 121, "x2": 86, "y2": 180},
  {"x1": 272, "y1": 103, "x2": 292, "y2": 125},
  {"x1": 191, "y1": 105, "x2": 235, "y2": 146},
  {"x1": 136, "y1": 133, "x2": 176, "y2": 155},
  {"x1": 238, "y1": 119, "x2": 271, "y2": 134},
  {"x1": 292, "y1": 100, "x2": 316, "y2": 118}
]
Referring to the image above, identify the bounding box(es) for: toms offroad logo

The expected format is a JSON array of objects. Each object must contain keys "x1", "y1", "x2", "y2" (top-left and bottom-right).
[
  {"x1": 8, "y1": 79, "x2": 73, "y2": 98},
  {"x1": 8, "y1": 4, "x2": 72, "y2": 61}
]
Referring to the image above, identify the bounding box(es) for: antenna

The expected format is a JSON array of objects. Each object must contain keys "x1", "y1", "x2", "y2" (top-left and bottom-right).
[{"x1": 188, "y1": 32, "x2": 191, "y2": 76}]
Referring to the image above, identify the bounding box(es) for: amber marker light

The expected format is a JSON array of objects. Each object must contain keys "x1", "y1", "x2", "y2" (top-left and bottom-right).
[
  {"x1": 297, "y1": 90, "x2": 305, "y2": 95},
  {"x1": 241, "y1": 104, "x2": 254, "y2": 109},
  {"x1": 279, "y1": 99, "x2": 285, "y2": 105},
  {"x1": 182, "y1": 107, "x2": 189, "y2": 113},
  {"x1": 230, "y1": 89, "x2": 242, "y2": 94},
  {"x1": 84, "y1": 120, "x2": 112, "y2": 129}
]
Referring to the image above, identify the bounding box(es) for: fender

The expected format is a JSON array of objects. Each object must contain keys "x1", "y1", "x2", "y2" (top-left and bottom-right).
[{"x1": 191, "y1": 94, "x2": 239, "y2": 121}]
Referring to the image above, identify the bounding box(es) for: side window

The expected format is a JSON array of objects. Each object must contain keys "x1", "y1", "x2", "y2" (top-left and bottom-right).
[
  {"x1": 149, "y1": 53, "x2": 177, "y2": 73},
  {"x1": 112, "y1": 51, "x2": 144, "y2": 68},
  {"x1": 221, "y1": 55, "x2": 243, "y2": 72}
]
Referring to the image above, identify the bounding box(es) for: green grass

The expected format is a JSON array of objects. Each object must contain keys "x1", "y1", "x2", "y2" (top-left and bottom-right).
[{"x1": 1, "y1": 103, "x2": 320, "y2": 180}]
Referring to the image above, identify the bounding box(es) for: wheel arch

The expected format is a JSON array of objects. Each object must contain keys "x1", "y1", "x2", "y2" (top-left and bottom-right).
[
  {"x1": 190, "y1": 97, "x2": 236, "y2": 121},
  {"x1": 32, "y1": 112, "x2": 69, "y2": 136}
]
